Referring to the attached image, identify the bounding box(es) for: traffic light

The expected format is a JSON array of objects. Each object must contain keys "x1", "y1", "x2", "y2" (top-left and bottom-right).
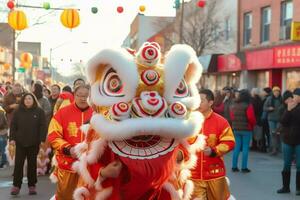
[{"x1": 173, "y1": 0, "x2": 180, "y2": 9}]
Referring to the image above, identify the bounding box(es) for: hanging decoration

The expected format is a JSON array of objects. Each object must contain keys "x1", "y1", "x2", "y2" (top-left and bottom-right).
[
  {"x1": 60, "y1": 9, "x2": 80, "y2": 29},
  {"x1": 117, "y1": 6, "x2": 124, "y2": 13},
  {"x1": 20, "y1": 52, "x2": 33, "y2": 69},
  {"x1": 91, "y1": 7, "x2": 98, "y2": 14},
  {"x1": 197, "y1": 0, "x2": 206, "y2": 8},
  {"x1": 43, "y1": 2, "x2": 50, "y2": 10},
  {"x1": 139, "y1": 5, "x2": 146, "y2": 13},
  {"x1": 3, "y1": 63, "x2": 11, "y2": 71},
  {"x1": 8, "y1": 10, "x2": 28, "y2": 31},
  {"x1": 7, "y1": 1, "x2": 15, "y2": 10}
]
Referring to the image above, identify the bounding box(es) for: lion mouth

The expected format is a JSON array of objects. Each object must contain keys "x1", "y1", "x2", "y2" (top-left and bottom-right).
[{"x1": 108, "y1": 135, "x2": 178, "y2": 160}]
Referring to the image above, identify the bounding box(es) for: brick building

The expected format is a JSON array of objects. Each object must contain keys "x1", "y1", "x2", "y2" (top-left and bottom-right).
[{"x1": 238, "y1": 0, "x2": 300, "y2": 91}]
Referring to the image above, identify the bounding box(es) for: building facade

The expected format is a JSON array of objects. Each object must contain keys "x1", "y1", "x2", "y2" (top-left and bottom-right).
[{"x1": 239, "y1": 0, "x2": 300, "y2": 91}]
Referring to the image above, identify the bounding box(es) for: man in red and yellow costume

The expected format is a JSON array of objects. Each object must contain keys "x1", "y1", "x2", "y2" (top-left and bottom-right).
[
  {"x1": 191, "y1": 89, "x2": 235, "y2": 200},
  {"x1": 48, "y1": 85, "x2": 93, "y2": 200},
  {"x1": 71, "y1": 43, "x2": 206, "y2": 200}
]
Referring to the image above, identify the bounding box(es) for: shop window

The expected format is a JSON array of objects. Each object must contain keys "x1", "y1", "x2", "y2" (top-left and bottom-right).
[
  {"x1": 243, "y1": 12, "x2": 252, "y2": 46},
  {"x1": 286, "y1": 70, "x2": 300, "y2": 91},
  {"x1": 261, "y1": 7, "x2": 271, "y2": 43},
  {"x1": 280, "y1": 0, "x2": 293, "y2": 40}
]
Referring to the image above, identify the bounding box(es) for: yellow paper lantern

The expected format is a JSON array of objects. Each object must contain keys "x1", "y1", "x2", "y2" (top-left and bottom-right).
[
  {"x1": 60, "y1": 9, "x2": 80, "y2": 29},
  {"x1": 3, "y1": 63, "x2": 10, "y2": 71},
  {"x1": 139, "y1": 5, "x2": 146, "y2": 12},
  {"x1": 20, "y1": 52, "x2": 33, "y2": 64},
  {"x1": 8, "y1": 10, "x2": 28, "y2": 31}
]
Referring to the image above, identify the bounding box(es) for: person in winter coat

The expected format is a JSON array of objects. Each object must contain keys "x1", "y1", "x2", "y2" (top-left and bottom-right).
[
  {"x1": 222, "y1": 87, "x2": 234, "y2": 125},
  {"x1": 213, "y1": 90, "x2": 225, "y2": 116},
  {"x1": 263, "y1": 86, "x2": 283, "y2": 155},
  {"x1": 278, "y1": 88, "x2": 300, "y2": 195},
  {"x1": 33, "y1": 83, "x2": 51, "y2": 123},
  {"x1": 230, "y1": 89, "x2": 256, "y2": 173},
  {"x1": 0, "y1": 106, "x2": 8, "y2": 168},
  {"x1": 9, "y1": 93, "x2": 47, "y2": 196},
  {"x1": 251, "y1": 88, "x2": 263, "y2": 151},
  {"x1": 261, "y1": 87, "x2": 272, "y2": 152}
]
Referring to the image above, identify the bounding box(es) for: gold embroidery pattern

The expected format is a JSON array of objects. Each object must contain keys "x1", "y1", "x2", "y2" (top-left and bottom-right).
[
  {"x1": 67, "y1": 122, "x2": 78, "y2": 137},
  {"x1": 207, "y1": 134, "x2": 217, "y2": 147}
]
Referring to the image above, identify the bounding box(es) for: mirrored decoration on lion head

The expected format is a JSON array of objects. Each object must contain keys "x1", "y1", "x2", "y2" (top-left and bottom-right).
[{"x1": 87, "y1": 42, "x2": 203, "y2": 159}]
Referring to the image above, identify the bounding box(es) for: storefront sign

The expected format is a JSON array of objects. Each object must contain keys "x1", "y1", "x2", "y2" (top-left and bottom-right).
[
  {"x1": 274, "y1": 45, "x2": 300, "y2": 67},
  {"x1": 217, "y1": 54, "x2": 242, "y2": 72},
  {"x1": 246, "y1": 49, "x2": 273, "y2": 70},
  {"x1": 291, "y1": 22, "x2": 300, "y2": 41}
]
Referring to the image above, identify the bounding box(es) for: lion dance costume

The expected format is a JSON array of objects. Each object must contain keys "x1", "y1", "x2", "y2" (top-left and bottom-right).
[{"x1": 70, "y1": 42, "x2": 206, "y2": 200}]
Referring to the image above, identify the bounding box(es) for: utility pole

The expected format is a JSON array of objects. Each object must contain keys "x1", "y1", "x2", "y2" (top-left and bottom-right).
[
  {"x1": 12, "y1": 29, "x2": 16, "y2": 83},
  {"x1": 179, "y1": 1, "x2": 185, "y2": 43}
]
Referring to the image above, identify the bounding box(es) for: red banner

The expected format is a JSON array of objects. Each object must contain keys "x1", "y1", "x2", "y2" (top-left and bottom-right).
[
  {"x1": 217, "y1": 54, "x2": 242, "y2": 72},
  {"x1": 274, "y1": 46, "x2": 300, "y2": 67}
]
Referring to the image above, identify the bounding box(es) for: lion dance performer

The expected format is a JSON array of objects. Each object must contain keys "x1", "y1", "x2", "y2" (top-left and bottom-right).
[
  {"x1": 48, "y1": 85, "x2": 93, "y2": 200},
  {"x1": 70, "y1": 42, "x2": 206, "y2": 200}
]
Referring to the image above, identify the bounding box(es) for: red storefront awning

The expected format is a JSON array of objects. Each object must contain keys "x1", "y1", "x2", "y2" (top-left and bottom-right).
[
  {"x1": 246, "y1": 45, "x2": 300, "y2": 70},
  {"x1": 217, "y1": 54, "x2": 242, "y2": 72},
  {"x1": 246, "y1": 49, "x2": 273, "y2": 70}
]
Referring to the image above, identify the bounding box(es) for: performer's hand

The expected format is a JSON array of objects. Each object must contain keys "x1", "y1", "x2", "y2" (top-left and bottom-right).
[
  {"x1": 203, "y1": 146, "x2": 212, "y2": 156},
  {"x1": 101, "y1": 160, "x2": 122, "y2": 178},
  {"x1": 176, "y1": 150, "x2": 184, "y2": 164}
]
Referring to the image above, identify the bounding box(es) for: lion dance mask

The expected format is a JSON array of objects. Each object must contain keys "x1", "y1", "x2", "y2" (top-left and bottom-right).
[{"x1": 72, "y1": 43, "x2": 205, "y2": 200}]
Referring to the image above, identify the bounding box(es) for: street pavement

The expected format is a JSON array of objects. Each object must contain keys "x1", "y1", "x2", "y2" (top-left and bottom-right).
[{"x1": 0, "y1": 151, "x2": 299, "y2": 200}]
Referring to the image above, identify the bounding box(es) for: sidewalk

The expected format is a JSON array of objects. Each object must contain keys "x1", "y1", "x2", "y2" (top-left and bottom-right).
[{"x1": 0, "y1": 166, "x2": 55, "y2": 200}]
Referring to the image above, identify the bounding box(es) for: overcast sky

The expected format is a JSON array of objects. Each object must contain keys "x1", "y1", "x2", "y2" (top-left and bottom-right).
[{"x1": 0, "y1": 0, "x2": 176, "y2": 75}]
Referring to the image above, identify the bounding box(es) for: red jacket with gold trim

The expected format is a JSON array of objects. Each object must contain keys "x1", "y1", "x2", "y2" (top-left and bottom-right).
[
  {"x1": 191, "y1": 111, "x2": 235, "y2": 180},
  {"x1": 48, "y1": 103, "x2": 93, "y2": 171}
]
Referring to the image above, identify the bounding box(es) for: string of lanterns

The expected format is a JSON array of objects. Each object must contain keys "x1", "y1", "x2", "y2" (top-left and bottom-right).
[{"x1": 6, "y1": 0, "x2": 206, "y2": 31}]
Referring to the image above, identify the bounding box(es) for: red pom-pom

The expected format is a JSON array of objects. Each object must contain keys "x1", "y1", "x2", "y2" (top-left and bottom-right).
[
  {"x1": 117, "y1": 6, "x2": 124, "y2": 13},
  {"x1": 7, "y1": 1, "x2": 15, "y2": 10},
  {"x1": 197, "y1": 0, "x2": 206, "y2": 8}
]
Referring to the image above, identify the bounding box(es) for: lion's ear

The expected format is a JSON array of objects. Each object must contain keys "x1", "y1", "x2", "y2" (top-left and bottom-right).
[
  {"x1": 87, "y1": 48, "x2": 139, "y2": 106},
  {"x1": 163, "y1": 45, "x2": 203, "y2": 110}
]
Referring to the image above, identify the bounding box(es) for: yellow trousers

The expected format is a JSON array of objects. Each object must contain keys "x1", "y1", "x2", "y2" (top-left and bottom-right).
[
  {"x1": 191, "y1": 177, "x2": 230, "y2": 200},
  {"x1": 55, "y1": 168, "x2": 79, "y2": 200}
]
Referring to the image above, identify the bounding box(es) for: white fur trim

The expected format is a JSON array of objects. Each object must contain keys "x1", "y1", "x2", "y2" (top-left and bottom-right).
[
  {"x1": 90, "y1": 111, "x2": 203, "y2": 140},
  {"x1": 95, "y1": 187, "x2": 113, "y2": 200},
  {"x1": 73, "y1": 187, "x2": 90, "y2": 200},
  {"x1": 86, "y1": 138, "x2": 108, "y2": 164},
  {"x1": 182, "y1": 180, "x2": 194, "y2": 200},
  {"x1": 52, "y1": 156, "x2": 57, "y2": 167},
  {"x1": 73, "y1": 154, "x2": 95, "y2": 188},
  {"x1": 49, "y1": 172, "x2": 58, "y2": 183},
  {"x1": 95, "y1": 174, "x2": 106, "y2": 191},
  {"x1": 163, "y1": 182, "x2": 181, "y2": 200},
  {"x1": 49, "y1": 195, "x2": 56, "y2": 200},
  {"x1": 80, "y1": 124, "x2": 90, "y2": 136},
  {"x1": 228, "y1": 195, "x2": 236, "y2": 200},
  {"x1": 179, "y1": 169, "x2": 191, "y2": 182},
  {"x1": 74, "y1": 142, "x2": 88, "y2": 157},
  {"x1": 88, "y1": 48, "x2": 139, "y2": 106},
  {"x1": 225, "y1": 176, "x2": 231, "y2": 186},
  {"x1": 164, "y1": 44, "x2": 203, "y2": 110}
]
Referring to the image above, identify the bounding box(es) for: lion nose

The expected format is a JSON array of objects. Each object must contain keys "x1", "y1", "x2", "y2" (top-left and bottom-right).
[{"x1": 149, "y1": 92, "x2": 156, "y2": 97}]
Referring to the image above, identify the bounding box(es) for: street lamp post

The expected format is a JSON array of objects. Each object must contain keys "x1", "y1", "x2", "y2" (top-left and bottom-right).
[{"x1": 49, "y1": 41, "x2": 88, "y2": 82}]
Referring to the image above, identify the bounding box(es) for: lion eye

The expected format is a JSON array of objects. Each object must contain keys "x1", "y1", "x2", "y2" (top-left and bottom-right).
[
  {"x1": 174, "y1": 79, "x2": 189, "y2": 98},
  {"x1": 100, "y1": 68, "x2": 124, "y2": 97}
]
